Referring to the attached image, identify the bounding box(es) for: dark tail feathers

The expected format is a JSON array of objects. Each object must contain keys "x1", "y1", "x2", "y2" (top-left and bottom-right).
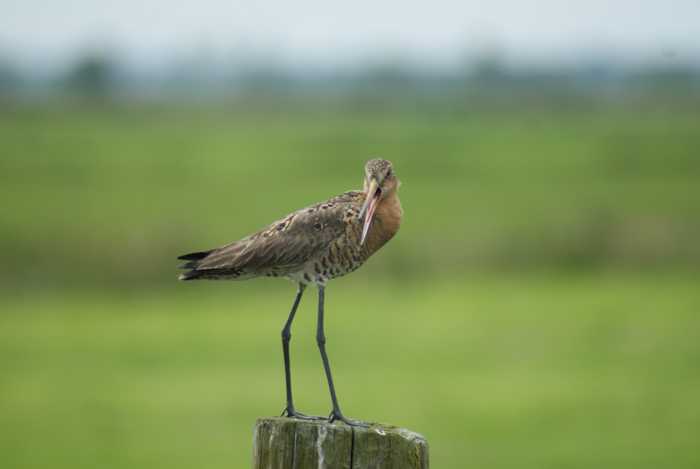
[
  {"x1": 177, "y1": 250, "x2": 213, "y2": 280},
  {"x1": 179, "y1": 270, "x2": 202, "y2": 281},
  {"x1": 177, "y1": 250, "x2": 212, "y2": 261}
]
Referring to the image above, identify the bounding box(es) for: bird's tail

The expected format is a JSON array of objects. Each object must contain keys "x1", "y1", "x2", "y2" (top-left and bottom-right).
[
  {"x1": 178, "y1": 250, "x2": 211, "y2": 261},
  {"x1": 178, "y1": 270, "x2": 202, "y2": 281},
  {"x1": 177, "y1": 250, "x2": 212, "y2": 280}
]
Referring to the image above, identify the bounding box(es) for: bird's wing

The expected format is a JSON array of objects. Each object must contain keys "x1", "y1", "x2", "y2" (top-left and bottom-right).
[{"x1": 190, "y1": 191, "x2": 362, "y2": 276}]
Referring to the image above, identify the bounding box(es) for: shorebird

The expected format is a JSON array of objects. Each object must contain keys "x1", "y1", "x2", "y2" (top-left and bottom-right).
[{"x1": 178, "y1": 159, "x2": 402, "y2": 426}]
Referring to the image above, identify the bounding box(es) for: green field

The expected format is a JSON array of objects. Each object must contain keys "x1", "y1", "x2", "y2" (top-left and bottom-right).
[
  {"x1": 1, "y1": 106, "x2": 699, "y2": 468},
  {"x1": 3, "y1": 276, "x2": 700, "y2": 469},
  {"x1": 2, "y1": 107, "x2": 699, "y2": 285}
]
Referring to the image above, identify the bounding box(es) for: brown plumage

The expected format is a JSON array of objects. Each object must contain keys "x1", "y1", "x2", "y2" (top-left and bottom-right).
[
  {"x1": 178, "y1": 158, "x2": 402, "y2": 285},
  {"x1": 177, "y1": 158, "x2": 402, "y2": 426}
]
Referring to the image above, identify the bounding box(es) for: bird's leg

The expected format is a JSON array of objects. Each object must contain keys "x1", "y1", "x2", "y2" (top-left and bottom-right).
[
  {"x1": 280, "y1": 283, "x2": 323, "y2": 421},
  {"x1": 316, "y1": 286, "x2": 368, "y2": 427}
]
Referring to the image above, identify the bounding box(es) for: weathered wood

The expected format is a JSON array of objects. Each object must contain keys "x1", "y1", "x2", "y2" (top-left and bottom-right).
[{"x1": 252, "y1": 417, "x2": 429, "y2": 469}]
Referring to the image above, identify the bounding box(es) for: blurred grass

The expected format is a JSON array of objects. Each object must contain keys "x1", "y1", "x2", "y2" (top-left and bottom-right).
[
  {"x1": 2, "y1": 275, "x2": 699, "y2": 469},
  {"x1": 1, "y1": 105, "x2": 700, "y2": 468},
  {"x1": 1, "y1": 106, "x2": 699, "y2": 286}
]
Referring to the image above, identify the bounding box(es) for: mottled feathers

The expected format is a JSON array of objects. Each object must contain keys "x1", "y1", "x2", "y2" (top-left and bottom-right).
[{"x1": 178, "y1": 191, "x2": 366, "y2": 282}]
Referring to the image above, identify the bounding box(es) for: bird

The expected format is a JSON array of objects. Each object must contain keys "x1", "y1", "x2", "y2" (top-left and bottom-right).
[{"x1": 177, "y1": 158, "x2": 402, "y2": 426}]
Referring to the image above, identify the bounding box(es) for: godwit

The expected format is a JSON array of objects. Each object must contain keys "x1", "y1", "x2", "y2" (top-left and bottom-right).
[{"x1": 178, "y1": 159, "x2": 402, "y2": 426}]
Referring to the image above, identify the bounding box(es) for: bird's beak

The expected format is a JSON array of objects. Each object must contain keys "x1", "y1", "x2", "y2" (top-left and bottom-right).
[{"x1": 359, "y1": 178, "x2": 381, "y2": 245}]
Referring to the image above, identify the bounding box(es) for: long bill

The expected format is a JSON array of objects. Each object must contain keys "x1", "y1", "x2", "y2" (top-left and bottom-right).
[{"x1": 359, "y1": 178, "x2": 380, "y2": 245}]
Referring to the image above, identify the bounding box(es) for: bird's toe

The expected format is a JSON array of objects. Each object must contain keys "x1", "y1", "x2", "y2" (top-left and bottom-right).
[
  {"x1": 328, "y1": 411, "x2": 369, "y2": 427},
  {"x1": 281, "y1": 407, "x2": 325, "y2": 421}
]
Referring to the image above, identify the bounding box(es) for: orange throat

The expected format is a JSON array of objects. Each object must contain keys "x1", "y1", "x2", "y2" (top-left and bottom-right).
[{"x1": 364, "y1": 190, "x2": 402, "y2": 255}]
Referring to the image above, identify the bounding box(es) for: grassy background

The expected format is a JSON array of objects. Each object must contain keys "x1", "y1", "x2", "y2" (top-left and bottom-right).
[{"x1": 1, "y1": 105, "x2": 699, "y2": 468}]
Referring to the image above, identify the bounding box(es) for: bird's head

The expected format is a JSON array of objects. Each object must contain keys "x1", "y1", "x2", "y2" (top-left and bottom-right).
[{"x1": 359, "y1": 158, "x2": 399, "y2": 245}]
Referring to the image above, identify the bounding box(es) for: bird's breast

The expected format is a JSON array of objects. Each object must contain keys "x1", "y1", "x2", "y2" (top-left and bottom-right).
[{"x1": 363, "y1": 192, "x2": 402, "y2": 257}]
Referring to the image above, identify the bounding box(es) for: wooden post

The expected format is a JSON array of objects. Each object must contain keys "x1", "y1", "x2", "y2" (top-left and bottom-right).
[{"x1": 252, "y1": 417, "x2": 429, "y2": 469}]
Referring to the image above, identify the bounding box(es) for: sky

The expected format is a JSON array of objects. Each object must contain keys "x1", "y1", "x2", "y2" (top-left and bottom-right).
[{"x1": 2, "y1": 0, "x2": 700, "y2": 68}]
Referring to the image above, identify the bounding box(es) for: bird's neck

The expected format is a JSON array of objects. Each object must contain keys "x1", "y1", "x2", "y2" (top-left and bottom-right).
[{"x1": 364, "y1": 190, "x2": 402, "y2": 256}]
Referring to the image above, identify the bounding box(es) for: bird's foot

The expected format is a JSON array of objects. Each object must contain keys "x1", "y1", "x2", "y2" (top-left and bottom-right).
[
  {"x1": 328, "y1": 410, "x2": 369, "y2": 427},
  {"x1": 280, "y1": 407, "x2": 325, "y2": 421}
]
